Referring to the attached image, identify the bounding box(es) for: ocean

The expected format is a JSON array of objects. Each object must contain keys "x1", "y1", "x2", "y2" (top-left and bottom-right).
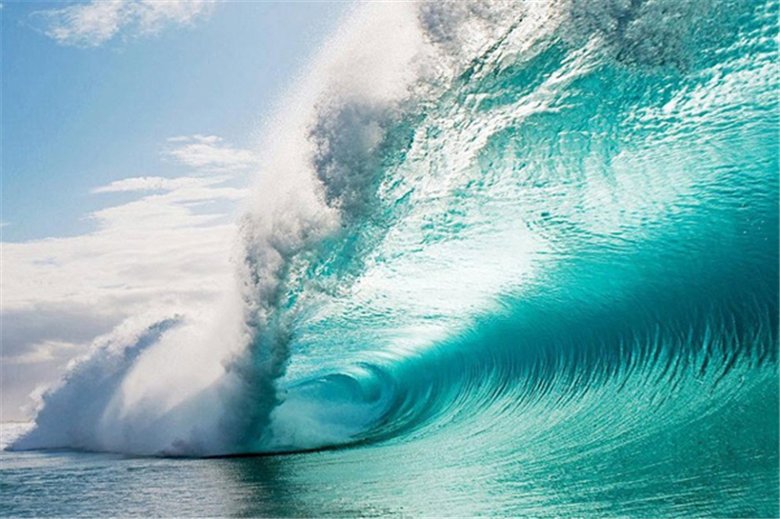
[{"x1": 3, "y1": 0, "x2": 778, "y2": 516}]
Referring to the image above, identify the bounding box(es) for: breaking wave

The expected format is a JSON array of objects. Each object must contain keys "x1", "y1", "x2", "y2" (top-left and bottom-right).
[{"x1": 11, "y1": 1, "x2": 779, "y2": 512}]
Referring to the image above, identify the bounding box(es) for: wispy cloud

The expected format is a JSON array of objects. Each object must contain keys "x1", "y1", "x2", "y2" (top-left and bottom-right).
[
  {"x1": 165, "y1": 134, "x2": 258, "y2": 172},
  {"x1": 92, "y1": 175, "x2": 210, "y2": 194},
  {"x1": 32, "y1": 0, "x2": 217, "y2": 47},
  {"x1": 4, "y1": 175, "x2": 247, "y2": 312}
]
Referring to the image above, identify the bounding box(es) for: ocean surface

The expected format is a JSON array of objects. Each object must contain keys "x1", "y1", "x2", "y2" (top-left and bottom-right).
[{"x1": 4, "y1": 0, "x2": 779, "y2": 517}]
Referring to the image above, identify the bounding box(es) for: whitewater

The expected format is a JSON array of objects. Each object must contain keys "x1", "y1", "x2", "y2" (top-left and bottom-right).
[{"x1": 7, "y1": 1, "x2": 778, "y2": 516}]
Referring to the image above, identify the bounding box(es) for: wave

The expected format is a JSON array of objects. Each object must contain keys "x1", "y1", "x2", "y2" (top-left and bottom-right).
[{"x1": 11, "y1": 3, "x2": 779, "y2": 505}]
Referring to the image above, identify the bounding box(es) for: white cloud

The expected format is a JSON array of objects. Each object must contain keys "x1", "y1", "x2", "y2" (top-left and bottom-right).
[
  {"x1": 92, "y1": 176, "x2": 201, "y2": 193},
  {"x1": 32, "y1": 0, "x2": 217, "y2": 47},
  {"x1": 90, "y1": 176, "x2": 248, "y2": 231},
  {"x1": 3, "y1": 175, "x2": 247, "y2": 312},
  {"x1": 2, "y1": 340, "x2": 83, "y2": 366},
  {"x1": 165, "y1": 134, "x2": 258, "y2": 172}
]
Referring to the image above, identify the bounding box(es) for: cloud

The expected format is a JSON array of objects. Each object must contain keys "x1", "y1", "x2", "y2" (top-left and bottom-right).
[
  {"x1": 2, "y1": 340, "x2": 83, "y2": 366},
  {"x1": 2, "y1": 303, "x2": 120, "y2": 359},
  {"x1": 1, "y1": 135, "x2": 250, "y2": 419},
  {"x1": 4, "y1": 175, "x2": 246, "y2": 312},
  {"x1": 91, "y1": 176, "x2": 202, "y2": 194},
  {"x1": 165, "y1": 135, "x2": 258, "y2": 172},
  {"x1": 32, "y1": 0, "x2": 217, "y2": 47},
  {"x1": 1, "y1": 302, "x2": 122, "y2": 421}
]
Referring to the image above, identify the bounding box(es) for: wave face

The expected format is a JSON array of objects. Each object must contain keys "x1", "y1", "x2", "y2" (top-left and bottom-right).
[{"x1": 12, "y1": 0, "x2": 779, "y2": 514}]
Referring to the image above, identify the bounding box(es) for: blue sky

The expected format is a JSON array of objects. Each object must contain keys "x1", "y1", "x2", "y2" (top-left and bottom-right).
[
  {"x1": 1, "y1": 0, "x2": 351, "y2": 420},
  {"x1": 3, "y1": 0, "x2": 349, "y2": 241}
]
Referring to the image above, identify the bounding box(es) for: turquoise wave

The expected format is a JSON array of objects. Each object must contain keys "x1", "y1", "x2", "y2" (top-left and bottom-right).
[{"x1": 250, "y1": 1, "x2": 778, "y2": 513}]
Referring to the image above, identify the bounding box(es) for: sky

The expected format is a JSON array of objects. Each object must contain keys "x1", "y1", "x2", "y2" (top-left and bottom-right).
[{"x1": 1, "y1": 0, "x2": 351, "y2": 420}]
